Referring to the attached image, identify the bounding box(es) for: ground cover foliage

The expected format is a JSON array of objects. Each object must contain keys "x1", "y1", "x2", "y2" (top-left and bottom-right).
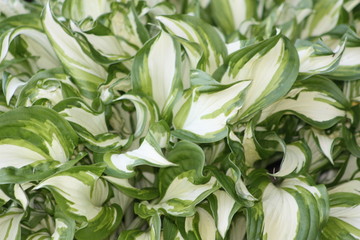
[{"x1": 1, "y1": 0, "x2": 360, "y2": 239}]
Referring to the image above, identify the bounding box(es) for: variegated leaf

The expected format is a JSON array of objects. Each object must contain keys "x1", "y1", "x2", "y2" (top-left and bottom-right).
[
  {"x1": 220, "y1": 34, "x2": 299, "y2": 122},
  {"x1": 104, "y1": 176, "x2": 158, "y2": 200},
  {"x1": 54, "y1": 98, "x2": 128, "y2": 152},
  {"x1": 322, "y1": 180, "x2": 360, "y2": 239},
  {"x1": 172, "y1": 72, "x2": 250, "y2": 143},
  {"x1": 301, "y1": 0, "x2": 343, "y2": 38},
  {"x1": 70, "y1": 22, "x2": 135, "y2": 62},
  {"x1": 109, "y1": 2, "x2": 148, "y2": 48},
  {"x1": 302, "y1": 128, "x2": 331, "y2": 173},
  {"x1": 336, "y1": 154, "x2": 360, "y2": 182},
  {"x1": 103, "y1": 121, "x2": 173, "y2": 178},
  {"x1": 35, "y1": 166, "x2": 122, "y2": 240},
  {"x1": 136, "y1": 172, "x2": 218, "y2": 217},
  {"x1": 209, "y1": 0, "x2": 255, "y2": 35},
  {"x1": 236, "y1": 124, "x2": 262, "y2": 167},
  {"x1": 0, "y1": 0, "x2": 30, "y2": 17},
  {"x1": 62, "y1": 0, "x2": 111, "y2": 21},
  {"x1": 135, "y1": 141, "x2": 219, "y2": 217},
  {"x1": 297, "y1": 40, "x2": 345, "y2": 77},
  {"x1": 1, "y1": 72, "x2": 26, "y2": 105},
  {"x1": 0, "y1": 207, "x2": 23, "y2": 240},
  {"x1": 157, "y1": 15, "x2": 227, "y2": 74},
  {"x1": 327, "y1": 45, "x2": 360, "y2": 80},
  {"x1": 132, "y1": 30, "x2": 182, "y2": 119},
  {"x1": 0, "y1": 26, "x2": 59, "y2": 70},
  {"x1": 344, "y1": 79, "x2": 360, "y2": 102},
  {"x1": 312, "y1": 128, "x2": 340, "y2": 164},
  {"x1": 42, "y1": 3, "x2": 107, "y2": 98},
  {"x1": 113, "y1": 94, "x2": 159, "y2": 139},
  {"x1": 208, "y1": 190, "x2": 241, "y2": 238},
  {"x1": 185, "y1": 206, "x2": 217, "y2": 240},
  {"x1": 51, "y1": 209, "x2": 76, "y2": 240},
  {"x1": 247, "y1": 172, "x2": 329, "y2": 240},
  {"x1": 118, "y1": 213, "x2": 161, "y2": 240},
  {"x1": 260, "y1": 77, "x2": 351, "y2": 129},
  {"x1": 271, "y1": 141, "x2": 311, "y2": 177},
  {"x1": 16, "y1": 68, "x2": 80, "y2": 107},
  {"x1": 0, "y1": 106, "x2": 78, "y2": 183},
  {"x1": 207, "y1": 152, "x2": 256, "y2": 205}
]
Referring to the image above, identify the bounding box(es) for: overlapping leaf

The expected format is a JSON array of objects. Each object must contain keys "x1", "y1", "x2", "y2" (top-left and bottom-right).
[
  {"x1": 42, "y1": 3, "x2": 107, "y2": 98},
  {"x1": 218, "y1": 33, "x2": 299, "y2": 122},
  {"x1": 247, "y1": 172, "x2": 329, "y2": 240},
  {"x1": 0, "y1": 0, "x2": 360, "y2": 239},
  {"x1": 0, "y1": 106, "x2": 78, "y2": 183}
]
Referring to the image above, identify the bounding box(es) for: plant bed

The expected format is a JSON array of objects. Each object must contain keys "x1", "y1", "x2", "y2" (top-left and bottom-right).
[{"x1": 0, "y1": 0, "x2": 360, "y2": 239}]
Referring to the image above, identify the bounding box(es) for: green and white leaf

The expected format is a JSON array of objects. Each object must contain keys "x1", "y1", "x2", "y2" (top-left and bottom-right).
[
  {"x1": 172, "y1": 75, "x2": 250, "y2": 143},
  {"x1": 137, "y1": 141, "x2": 219, "y2": 217},
  {"x1": 104, "y1": 137, "x2": 175, "y2": 178},
  {"x1": 326, "y1": 45, "x2": 360, "y2": 80},
  {"x1": 0, "y1": 207, "x2": 23, "y2": 240},
  {"x1": 35, "y1": 166, "x2": 122, "y2": 240},
  {"x1": 210, "y1": 0, "x2": 255, "y2": 35},
  {"x1": 2, "y1": 1, "x2": 360, "y2": 239},
  {"x1": 208, "y1": 190, "x2": 241, "y2": 238},
  {"x1": 302, "y1": 128, "x2": 330, "y2": 172},
  {"x1": 301, "y1": 0, "x2": 343, "y2": 38},
  {"x1": 137, "y1": 173, "x2": 218, "y2": 217},
  {"x1": 118, "y1": 213, "x2": 161, "y2": 240},
  {"x1": 16, "y1": 68, "x2": 80, "y2": 107},
  {"x1": 70, "y1": 21, "x2": 136, "y2": 62},
  {"x1": 271, "y1": 141, "x2": 311, "y2": 177},
  {"x1": 0, "y1": 26, "x2": 60, "y2": 70},
  {"x1": 132, "y1": 30, "x2": 182, "y2": 118},
  {"x1": 344, "y1": 79, "x2": 360, "y2": 102},
  {"x1": 322, "y1": 180, "x2": 360, "y2": 239},
  {"x1": 177, "y1": 39, "x2": 203, "y2": 89},
  {"x1": 51, "y1": 209, "x2": 76, "y2": 240},
  {"x1": 238, "y1": 124, "x2": 261, "y2": 167},
  {"x1": 0, "y1": 106, "x2": 78, "y2": 182},
  {"x1": 0, "y1": 96, "x2": 12, "y2": 114},
  {"x1": 312, "y1": 128, "x2": 340, "y2": 164},
  {"x1": 157, "y1": 15, "x2": 227, "y2": 74},
  {"x1": 109, "y1": 2, "x2": 148, "y2": 48},
  {"x1": 34, "y1": 166, "x2": 106, "y2": 221},
  {"x1": 344, "y1": 0, "x2": 360, "y2": 12},
  {"x1": 42, "y1": 3, "x2": 107, "y2": 98},
  {"x1": 104, "y1": 121, "x2": 171, "y2": 178},
  {"x1": 74, "y1": 204, "x2": 122, "y2": 240},
  {"x1": 247, "y1": 173, "x2": 329, "y2": 240},
  {"x1": 104, "y1": 176, "x2": 158, "y2": 200},
  {"x1": 207, "y1": 151, "x2": 256, "y2": 205},
  {"x1": 220, "y1": 34, "x2": 299, "y2": 122},
  {"x1": 54, "y1": 98, "x2": 128, "y2": 152},
  {"x1": 13, "y1": 184, "x2": 28, "y2": 209},
  {"x1": 161, "y1": 217, "x2": 184, "y2": 240},
  {"x1": 260, "y1": 77, "x2": 350, "y2": 129},
  {"x1": 297, "y1": 40, "x2": 345, "y2": 76},
  {"x1": 1, "y1": 72, "x2": 27, "y2": 105},
  {"x1": 113, "y1": 94, "x2": 159, "y2": 139},
  {"x1": 62, "y1": 0, "x2": 111, "y2": 21},
  {"x1": 185, "y1": 206, "x2": 217, "y2": 240},
  {"x1": 0, "y1": 0, "x2": 30, "y2": 17}
]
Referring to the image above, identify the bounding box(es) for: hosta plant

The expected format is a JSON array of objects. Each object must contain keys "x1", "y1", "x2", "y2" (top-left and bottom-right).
[{"x1": 1, "y1": 0, "x2": 360, "y2": 239}]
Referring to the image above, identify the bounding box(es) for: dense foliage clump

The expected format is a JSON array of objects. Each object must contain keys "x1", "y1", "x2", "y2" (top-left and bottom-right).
[{"x1": 0, "y1": 0, "x2": 360, "y2": 239}]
